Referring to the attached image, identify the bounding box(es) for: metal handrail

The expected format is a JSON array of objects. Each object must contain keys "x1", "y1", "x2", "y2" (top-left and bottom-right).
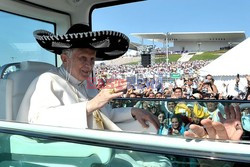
[
  {"x1": 0, "y1": 62, "x2": 20, "y2": 79},
  {"x1": 0, "y1": 121, "x2": 249, "y2": 163}
]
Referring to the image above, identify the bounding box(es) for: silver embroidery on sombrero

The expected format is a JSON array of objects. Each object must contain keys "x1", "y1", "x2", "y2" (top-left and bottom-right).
[
  {"x1": 52, "y1": 42, "x2": 72, "y2": 48},
  {"x1": 54, "y1": 36, "x2": 60, "y2": 40},
  {"x1": 43, "y1": 36, "x2": 49, "y2": 41},
  {"x1": 84, "y1": 32, "x2": 88, "y2": 37},
  {"x1": 79, "y1": 33, "x2": 84, "y2": 38},
  {"x1": 59, "y1": 35, "x2": 64, "y2": 40},
  {"x1": 64, "y1": 34, "x2": 69, "y2": 40},
  {"x1": 104, "y1": 50, "x2": 125, "y2": 55},
  {"x1": 74, "y1": 34, "x2": 78, "y2": 38},
  {"x1": 90, "y1": 39, "x2": 110, "y2": 48}
]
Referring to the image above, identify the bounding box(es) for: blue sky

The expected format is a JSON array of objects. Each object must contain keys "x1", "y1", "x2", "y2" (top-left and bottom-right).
[
  {"x1": 1, "y1": 0, "x2": 250, "y2": 65},
  {"x1": 0, "y1": 12, "x2": 54, "y2": 65},
  {"x1": 93, "y1": 0, "x2": 250, "y2": 44}
]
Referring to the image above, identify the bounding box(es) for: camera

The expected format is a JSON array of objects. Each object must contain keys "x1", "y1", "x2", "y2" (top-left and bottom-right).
[
  {"x1": 203, "y1": 93, "x2": 211, "y2": 97},
  {"x1": 202, "y1": 87, "x2": 208, "y2": 93},
  {"x1": 237, "y1": 74, "x2": 240, "y2": 79},
  {"x1": 203, "y1": 79, "x2": 211, "y2": 84}
]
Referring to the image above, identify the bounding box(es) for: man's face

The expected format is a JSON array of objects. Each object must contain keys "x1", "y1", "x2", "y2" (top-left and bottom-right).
[
  {"x1": 174, "y1": 89, "x2": 182, "y2": 98},
  {"x1": 192, "y1": 115, "x2": 201, "y2": 125},
  {"x1": 187, "y1": 79, "x2": 193, "y2": 86},
  {"x1": 164, "y1": 89, "x2": 171, "y2": 97},
  {"x1": 167, "y1": 102, "x2": 176, "y2": 112},
  {"x1": 206, "y1": 101, "x2": 218, "y2": 112},
  {"x1": 62, "y1": 48, "x2": 96, "y2": 81},
  {"x1": 142, "y1": 101, "x2": 150, "y2": 110},
  {"x1": 156, "y1": 93, "x2": 162, "y2": 98},
  {"x1": 130, "y1": 94, "x2": 136, "y2": 98},
  {"x1": 148, "y1": 93, "x2": 155, "y2": 98}
]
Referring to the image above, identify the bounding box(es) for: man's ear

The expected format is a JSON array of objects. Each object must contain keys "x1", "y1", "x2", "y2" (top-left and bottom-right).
[{"x1": 61, "y1": 54, "x2": 68, "y2": 64}]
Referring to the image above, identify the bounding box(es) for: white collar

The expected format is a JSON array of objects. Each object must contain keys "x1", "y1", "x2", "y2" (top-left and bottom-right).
[{"x1": 58, "y1": 65, "x2": 86, "y2": 87}]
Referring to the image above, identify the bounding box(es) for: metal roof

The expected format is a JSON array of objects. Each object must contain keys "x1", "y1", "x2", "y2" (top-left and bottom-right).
[
  {"x1": 129, "y1": 42, "x2": 144, "y2": 50},
  {"x1": 131, "y1": 31, "x2": 246, "y2": 43}
]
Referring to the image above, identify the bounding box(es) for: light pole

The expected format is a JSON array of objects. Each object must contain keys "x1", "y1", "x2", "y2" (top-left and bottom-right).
[
  {"x1": 197, "y1": 42, "x2": 202, "y2": 52},
  {"x1": 165, "y1": 32, "x2": 169, "y2": 66},
  {"x1": 228, "y1": 42, "x2": 232, "y2": 49},
  {"x1": 151, "y1": 39, "x2": 155, "y2": 65}
]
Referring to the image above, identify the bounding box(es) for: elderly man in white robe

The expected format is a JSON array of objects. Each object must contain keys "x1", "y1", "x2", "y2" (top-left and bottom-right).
[{"x1": 18, "y1": 24, "x2": 160, "y2": 131}]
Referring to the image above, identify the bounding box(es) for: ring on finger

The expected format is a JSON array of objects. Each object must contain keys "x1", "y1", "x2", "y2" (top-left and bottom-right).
[{"x1": 109, "y1": 88, "x2": 115, "y2": 94}]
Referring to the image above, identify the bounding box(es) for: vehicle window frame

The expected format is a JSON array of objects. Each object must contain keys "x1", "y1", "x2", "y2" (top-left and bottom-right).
[{"x1": 0, "y1": 120, "x2": 249, "y2": 164}]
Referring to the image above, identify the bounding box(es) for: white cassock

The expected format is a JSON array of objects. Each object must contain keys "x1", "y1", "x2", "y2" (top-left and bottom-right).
[{"x1": 17, "y1": 66, "x2": 134, "y2": 129}]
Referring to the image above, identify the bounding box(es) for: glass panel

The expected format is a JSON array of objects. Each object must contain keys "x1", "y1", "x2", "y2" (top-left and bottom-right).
[
  {"x1": 0, "y1": 131, "x2": 249, "y2": 167},
  {"x1": 92, "y1": 0, "x2": 250, "y2": 142},
  {"x1": 0, "y1": 11, "x2": 55, "y2": 66}
]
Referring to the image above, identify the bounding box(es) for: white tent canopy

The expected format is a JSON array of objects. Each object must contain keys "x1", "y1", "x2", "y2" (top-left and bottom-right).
[{"x1": 199, "y1": 37, "x2": 250, "y2": 76}]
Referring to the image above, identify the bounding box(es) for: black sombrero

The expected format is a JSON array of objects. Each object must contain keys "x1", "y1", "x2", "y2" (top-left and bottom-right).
[{"x1": 33, "y1": 24, "x2": 130, "y2": 60}]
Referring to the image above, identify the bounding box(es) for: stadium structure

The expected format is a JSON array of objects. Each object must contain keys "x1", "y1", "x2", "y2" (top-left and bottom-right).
[{"x1": 130, "y1": 31, "x2": 246, "y2": 53}]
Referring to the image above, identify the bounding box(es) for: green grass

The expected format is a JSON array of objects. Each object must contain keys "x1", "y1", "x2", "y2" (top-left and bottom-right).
[
  {"x1": 190, "y1": 51, "x2": 224, "y2": 61},
  {"x1": 155, "y1": 54, "x2": 181, "y2": 63}
]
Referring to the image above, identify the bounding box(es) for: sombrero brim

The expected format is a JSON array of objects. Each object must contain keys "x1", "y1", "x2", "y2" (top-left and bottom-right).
[{"x1": 33, "y1": 30, "x2": 130, "y2": 60}]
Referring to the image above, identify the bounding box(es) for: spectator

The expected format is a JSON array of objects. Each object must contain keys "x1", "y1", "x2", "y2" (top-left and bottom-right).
[
  {"x1": 185, "y1": 102, "x2": 210, "y2": 131},
  {"x1": 183, "y1": 78, "x2": 196, "y2": 98},
  {"x1": 155, "y1": 92, "x2": 163, "y2": 98},
  {"x1": 148, "y1": 92, "x2": 156, "y2": 98},
  {"x1": 155, "y1": 76, "x2": 163, "y2": 92},
  {"x1": 164, "y1": 101, "x2": 176, "y2": 125},
  {"x1": 163, "y1": 88, "x2": 172, "y2": 98},
  {"x1": 203, "y1": 98, "x2": 225, "y2": 122},
  {"x1": 172, "y1": 87, "x2": 183, "y2": 99},
  {"x1": 205, "y1": 74, "x2": 218, "y2": 94},
  {"x1": 220, "y1": 83, "x2": 229, "y2": 99},
  {"x1": 158, "y1": 112, "x2": 168, "y2": 135},
  {"x1": 168, "y1": 114, "x2": 185, "y2": 136},
  {"x1": 241, "y1": 106, "x2": 250, "y2": 140}
]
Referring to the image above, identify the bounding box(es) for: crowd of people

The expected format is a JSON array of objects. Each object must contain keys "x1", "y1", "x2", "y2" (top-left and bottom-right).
[
  {"x1": 95, "y1": 62, "x2": 250, "y2": 101},
  {"x1": 95, "y1": 62, "x2": 250, "y2": 139}
]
